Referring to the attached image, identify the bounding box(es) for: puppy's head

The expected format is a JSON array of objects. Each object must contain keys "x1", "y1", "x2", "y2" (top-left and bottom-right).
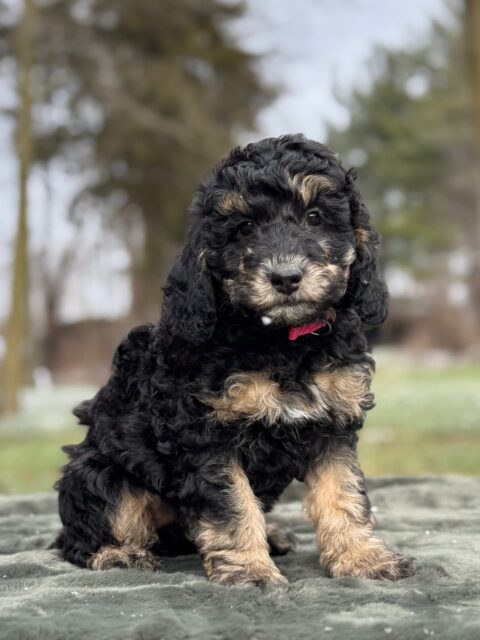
[{"x1": 162, "y1": 134, "x2": 387, "y2": 344}]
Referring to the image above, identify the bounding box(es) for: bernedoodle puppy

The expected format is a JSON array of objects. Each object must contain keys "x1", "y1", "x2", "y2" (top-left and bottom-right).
[{"x1": 55, "y1": 134, "x2": 416, "y2": 585}]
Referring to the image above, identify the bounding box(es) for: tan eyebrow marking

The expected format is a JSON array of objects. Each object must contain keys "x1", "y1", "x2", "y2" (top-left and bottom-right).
[
  {"x1": 289, "y1": 174, "x2": 336, "y2": 205},
  {"x1": 218, "y1": 192, "x2": 248, "y2": 215}
]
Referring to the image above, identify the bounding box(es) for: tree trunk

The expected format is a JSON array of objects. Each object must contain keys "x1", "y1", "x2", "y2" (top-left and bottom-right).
[
  {"x1": 130, "y1": 214, "x2": 181, "y2": 324},
  {"x1": 465, "y1": 0, "x2": 480, "y2": 337},
  {"x1": 466, "y1": 0, "x2": 480, "y2": 145},
  {"x1": 2, "y1": 0, "x2": 34, "y2": 415}
]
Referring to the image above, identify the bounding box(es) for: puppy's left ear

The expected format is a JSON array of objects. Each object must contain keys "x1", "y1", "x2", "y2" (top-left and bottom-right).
[
  {"x1": 345, "y1": 169, "x2": 388, "y2": 328},
  {"x1": 161, "y1": 222, "x2": 216, "y2": 345}
]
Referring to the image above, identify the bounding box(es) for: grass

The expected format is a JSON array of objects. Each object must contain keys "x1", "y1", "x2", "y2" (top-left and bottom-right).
[
  {"x1": 0, "y1": 355, "x2": 479, "y2": 493},
  {"x1": 0, "y1": 429, "x2": 83, "y2": 494},
  {"x1": 359, "y1": 357, "x2": 480, "y2": 475}
]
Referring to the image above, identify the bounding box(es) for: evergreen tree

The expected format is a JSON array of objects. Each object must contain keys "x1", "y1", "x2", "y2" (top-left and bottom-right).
[
  {"x1": 327, "y1": 8, "x2": 477, "y2": 270},
  {"x1": 1, "y1": 0, "x2": 273, "y2": 320}
]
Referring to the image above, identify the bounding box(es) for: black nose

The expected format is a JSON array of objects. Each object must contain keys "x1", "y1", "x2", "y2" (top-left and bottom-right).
[{"x1": 270, "y1": 265, "x2": 303, "y2": 295}]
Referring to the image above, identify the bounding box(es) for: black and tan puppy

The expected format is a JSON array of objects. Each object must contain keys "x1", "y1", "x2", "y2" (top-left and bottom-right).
[{"x1": 56, "y1": 134, "x2": 415, "y2": 585}]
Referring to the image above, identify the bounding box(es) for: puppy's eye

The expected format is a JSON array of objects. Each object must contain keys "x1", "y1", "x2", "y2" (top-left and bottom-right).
[
  {"x1": 306, "y1": 209, "x2": 323, "y2": 226},
  {"x1": 238, "y1": 221, "x2": 254, "y2": 236}
]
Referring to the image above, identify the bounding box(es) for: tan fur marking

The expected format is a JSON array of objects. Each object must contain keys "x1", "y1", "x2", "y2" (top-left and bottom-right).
[
  {"x1": 88, "y1": 491, "x2": 175, "y2": 570},
  {"x1": 234, "y1": 259, "x2": 345, "y2": 318},
  {"x1": 203, "y1": 371, "x2": 323, "y2": 426},
  {"x1": 88, "y1": 545, "x2": 159, "y2": 571},
  {"x1": 312, "y1": 364, "x2": 373, "y2": 427},
  {"x1": 219, "y1": 192, "x2": 248, "y2": 215},
  {"x1": 204, "y1": 372, "x2": 283, "y2": 426},
  {"x1": 112, "y1": 491, "x2": 175, "y2": 547},
  {"x1": 354, "y1": 228, "x2": 371, "y2": 259},
  {"x1": 203, "y1": 363, "x2": 372, "y2": 428},
  {"x1": 290, "y1": 173, "x2": 336, "y2": 205},
  {"x1": 195, "y1": 463, "x2": 287, "y2": 585},
  {"x1": 247, "y1": 268, "x2": 279, "y2": 309},
  {"x1": 342, "y1": 246, "x2": 357, "y2": 267},
  {"x1": 299, "y1": 263, "x2": 345, "y2": 302},
  {"x1": 305, "y1": 452, "x2": 409, "y2": 579}
]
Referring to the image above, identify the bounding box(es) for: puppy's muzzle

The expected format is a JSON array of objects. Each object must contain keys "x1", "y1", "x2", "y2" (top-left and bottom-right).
[{"x1": 269, "y1": 264, "x2": 303, "y2": 295}]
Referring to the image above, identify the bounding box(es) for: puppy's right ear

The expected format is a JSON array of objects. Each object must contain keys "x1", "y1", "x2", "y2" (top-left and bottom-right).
[
  {"x1": 161, "y1": 223, "x2": 216, "y2": 345},
  {"x1": 345, "y1": 169, "x2": 388, "y2": 328}
]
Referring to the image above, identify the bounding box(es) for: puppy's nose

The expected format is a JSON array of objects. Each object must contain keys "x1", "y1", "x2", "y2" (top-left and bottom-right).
[{"x1": 270, "y1": 265, "x2": 303, "y2": 295}]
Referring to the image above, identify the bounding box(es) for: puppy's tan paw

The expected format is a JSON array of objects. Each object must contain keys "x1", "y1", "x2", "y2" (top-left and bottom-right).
[
  {"x1": 209, "y1": 563, "x2": 288, "y2": 587},
  {"x1": 368, "y1": 552, "x2": 416, "y2": 580},
  {"x1": 88, "y1": 546, "x2": 161, "y2": 571},
  {"x1": 325, "y1": 542, "x2": 416, "y2": 581}
]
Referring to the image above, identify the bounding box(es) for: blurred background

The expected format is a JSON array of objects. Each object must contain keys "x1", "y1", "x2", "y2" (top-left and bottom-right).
[{"x1": 0, "y1": 0, "x2": 479, "y2": 494}]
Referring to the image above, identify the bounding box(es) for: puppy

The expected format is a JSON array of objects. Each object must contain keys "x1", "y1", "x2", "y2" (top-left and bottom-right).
[{"x1": 56, "y1": 134, "x2": 415, "y2": 585}]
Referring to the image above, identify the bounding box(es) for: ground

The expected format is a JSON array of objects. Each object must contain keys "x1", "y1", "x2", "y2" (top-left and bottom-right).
[
  {"x1": 1, "y1": 477, "x2": 479, "y2": 640},
  {"x1": 1, "y1": 351, "x2": 479, "y2": 639}
]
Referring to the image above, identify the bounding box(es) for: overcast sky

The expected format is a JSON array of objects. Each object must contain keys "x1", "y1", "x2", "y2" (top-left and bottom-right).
[
  {"x1": 0, "y1": 0, "x2": 451, "y2": 323},
  {"x1": 236, "y1": 0, "x2": 450, "y2": 138}
]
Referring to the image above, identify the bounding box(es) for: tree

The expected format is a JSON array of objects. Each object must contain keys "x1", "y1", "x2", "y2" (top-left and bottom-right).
[
  {"x1": 2, "y1": 0, "x2": 274, "y2": 321},
  {"x1": 2, "y1": 0, "x2": 34, "y2": 414},
  {"x1": 465, "y1": 0, "x2": 480, "y2": 322},
  {"x1": 327, "y1": 7, "x2": 480, "y2": 335},
  {"x1": 466, "y1": 0, "x2": 480, "y2": 148}
]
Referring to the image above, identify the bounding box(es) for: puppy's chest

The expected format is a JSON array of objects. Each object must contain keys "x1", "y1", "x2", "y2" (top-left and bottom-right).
[{"x1": 201, "y1": 362, "x2": 373, "y2": 428}]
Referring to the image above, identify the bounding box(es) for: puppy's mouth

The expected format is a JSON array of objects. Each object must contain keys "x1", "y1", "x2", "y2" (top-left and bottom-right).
[
  {"x1": 259, "y1": 300, "x2": 326, "y2": 327},
  {"x1": 226, "y1": 281, "x2": 346, "y2": 325},
  {"x1": 224, "y1": 259, "x2": 348, "y2": 326}
]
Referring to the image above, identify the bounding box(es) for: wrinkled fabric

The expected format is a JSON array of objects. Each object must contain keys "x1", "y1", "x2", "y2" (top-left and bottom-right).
[{"x1": 0, "y1": 477, "x2": 479, "y2": 640}]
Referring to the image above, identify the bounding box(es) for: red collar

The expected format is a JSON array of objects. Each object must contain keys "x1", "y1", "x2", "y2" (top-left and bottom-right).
[{"x1": 288, "y1": 320, "x2": 331, "y2": 341}]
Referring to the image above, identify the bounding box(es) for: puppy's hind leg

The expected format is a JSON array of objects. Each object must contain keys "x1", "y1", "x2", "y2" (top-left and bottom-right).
[
  {"x1": 57, "y1": 457, "x2": 117, "y2": 568},
  {"x1": 89, "y1": 489, "x2": 176, "y2": 571},
  {"x1": 266, "y1": 522, "x2": 297, "y2": 556}
]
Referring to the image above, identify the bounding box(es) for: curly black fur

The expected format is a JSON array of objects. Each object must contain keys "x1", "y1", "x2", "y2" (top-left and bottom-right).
[{"x1": 56, "y1": 134, "x2": 414, "y2": 583}]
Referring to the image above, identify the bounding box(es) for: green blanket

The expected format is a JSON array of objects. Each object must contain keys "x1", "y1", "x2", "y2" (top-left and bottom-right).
[{"x1": 1, "y1": 477, "x2": 479, "y2": 640}]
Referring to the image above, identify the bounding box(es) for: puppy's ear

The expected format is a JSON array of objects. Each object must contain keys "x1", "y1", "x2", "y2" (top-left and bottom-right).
[
  {"x1": 345, "y1": 169, "x2": 388, "y2": 328},
  {"x1": 161, "y1": 223, "x2": 216, "y2": 345}
]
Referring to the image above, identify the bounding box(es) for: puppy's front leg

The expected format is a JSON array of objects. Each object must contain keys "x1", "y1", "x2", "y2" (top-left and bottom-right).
[
  {"x1": 305, "y1": 440, "x2": 416, "y2": 580},
  {"x1": 192, "y1": 463, "x2": 287, "y2": 586}
]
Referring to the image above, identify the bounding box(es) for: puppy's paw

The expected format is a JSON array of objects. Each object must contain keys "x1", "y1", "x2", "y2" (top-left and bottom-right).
[
  {"x1": 88, "y1": 546, "x2": 161, "y2": 571},
  {"x1": 266, "y1": 522, "x2": 297, "y2": 556},
  {"x1": 325, "y1": 541, "x2": 416, "y2": 581},
  {"x1": 126, "y1": 548, "x2": 163, "y2": 571},
  {"x1": 209, "y1": 563, "x2": 288, "y2": 587},
  {"x1": 372, "y1": 552, "x2": 416, "y2": 580}
]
